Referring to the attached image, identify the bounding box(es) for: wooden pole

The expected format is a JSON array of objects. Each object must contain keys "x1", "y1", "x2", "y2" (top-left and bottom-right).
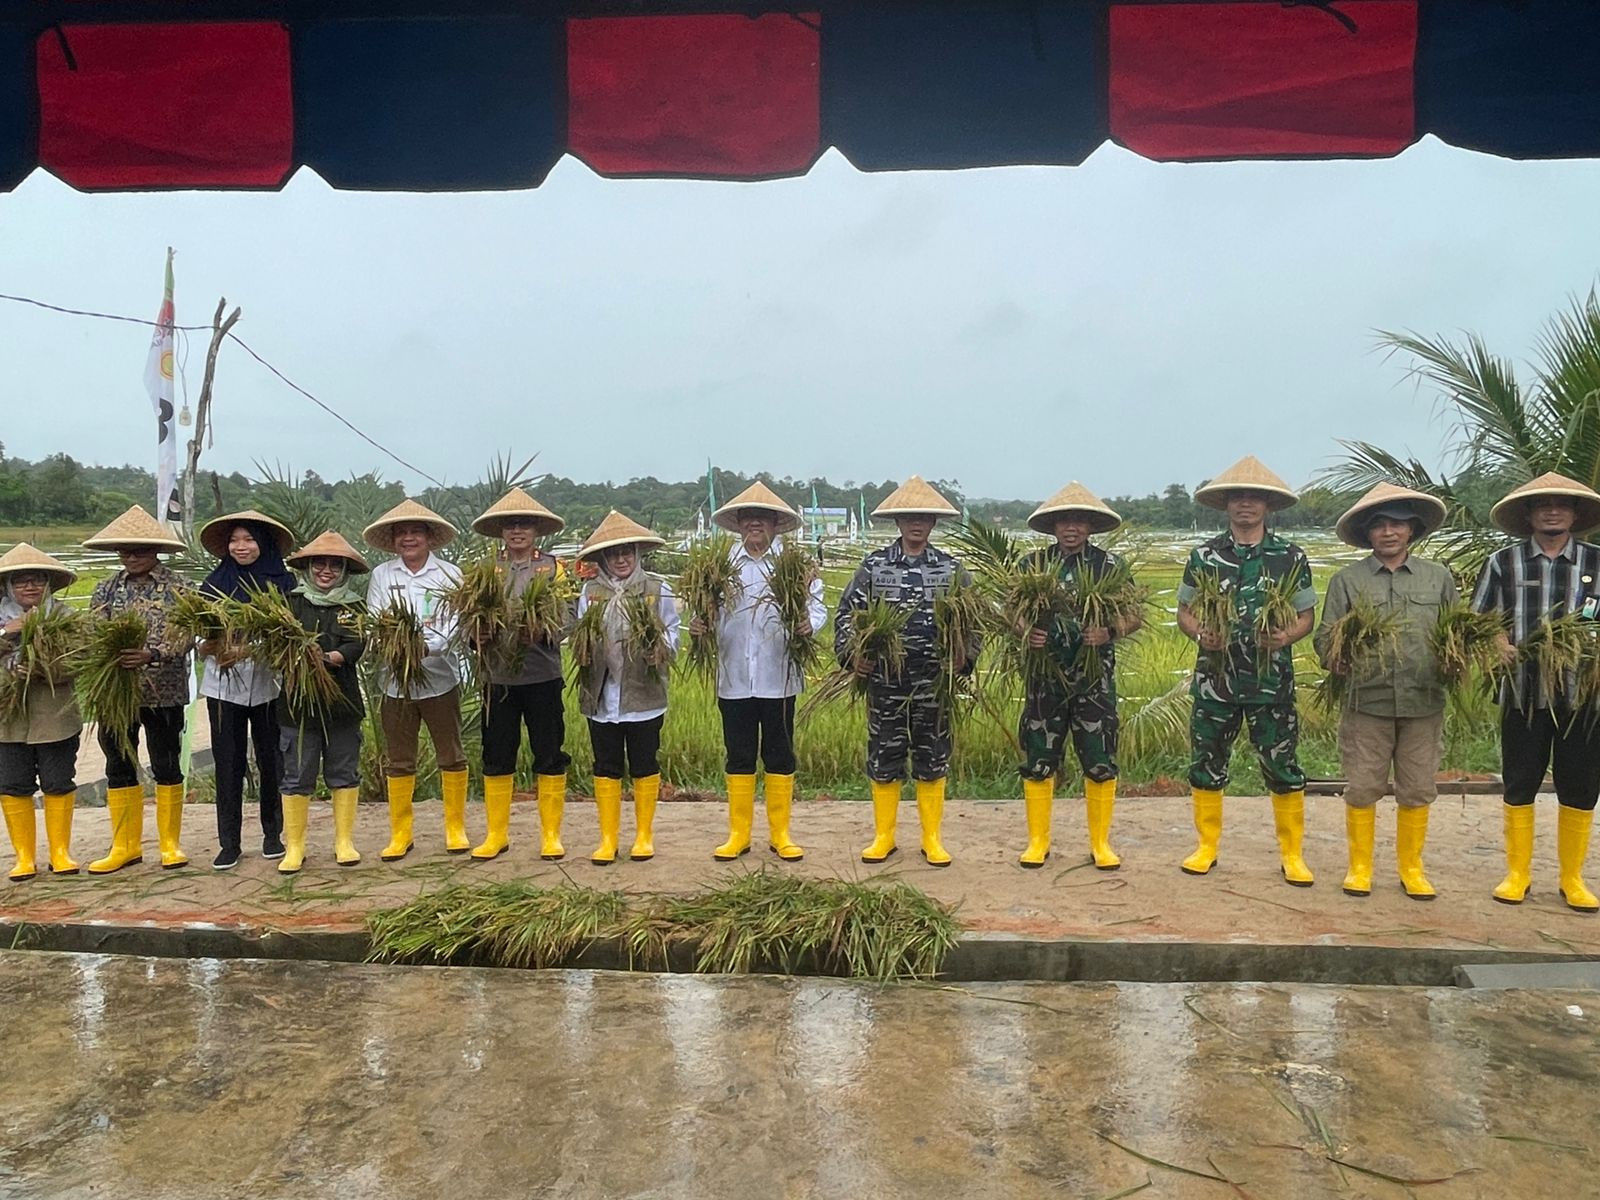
[{"x1": 181, "y1": 297, "x2": 242, "y2": 544}]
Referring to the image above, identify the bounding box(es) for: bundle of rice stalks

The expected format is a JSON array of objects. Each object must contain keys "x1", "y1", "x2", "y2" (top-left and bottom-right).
[
  {"x1": 516, "y1": 569, "x2": 575, "y2": 648},
  {"x1": 76, "y1": 611, "x2": 148, "y2": 756},
  {"x1": 945, "y1": 522, "x2": 1066, "y2": 688},
  {"x1": 621, "y1": 589, "x2": 672, "y2": 681},
  {"x1": 229, "y1": 585, "x2": 342, "y2": 716},
  {"x1": 1314, "y1": 594, "x2": 1404, "y2": 713},
  {"x1": 621, "y1": 869, "x2": 960, "y2": 982},
  {"x1": 366, "y1": 882, "x2": 627, "y2": 968},
  {"x1": 0, "y1": 604, "x2": 89, "y2": 724},
  {"x1": 934, "y1": 575, "x2": 989, "y2": 717},
  {"x1": 165, "y1": 589, "x2": 227, "y2": 644},
  {"x1": 762, "y1": 539, "x2": 822, "y2": 679},
  {"x1": 362, "y1": 597, "x2": 429, "y2": 697},
  {"x1": 1429, "y1": 602, "x2": 1505, "y2": 695},
  {"x1": 1186, "y1": 570, "x2": 1237, "y2": 670},
  {"x1": 1513, "y1": 614, "x2": 1588, "y2": 711},
  {"x1": 440, "y1": 556, "x2": 516, "y2": 687},
  {"x1": 804, "y1": 595, "x2": 909, "y2": 713},
  {"x1": 677, "y1": 534, "x2": 742, "y2": 682},
  {"x1": 1251, "y1": 571, "x2": 1304, "y2": 674},
  {"x1": 1065, "y1": 560, "x2": 1148, "y2": 684},
  {"x1": 568, "y1": 599, "x2": 607, "y2": 671}
]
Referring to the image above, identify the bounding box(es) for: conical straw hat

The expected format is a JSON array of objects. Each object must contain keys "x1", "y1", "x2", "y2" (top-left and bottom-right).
[
  {"x1": 472, "y1": 487, "x2": 566, "y2": 538},
  {"x1": 82, "y1": 504, "x2": 187, "y2": 552},
  {"x1": 286, "y1": 529, "x2": 371, "y2": 575},
  {"x1": 198, "y1": 509, "x2": 296, "y2": 559},
  {"x1": 713, "y1": 481, "x2": 802, "y2": 534},
  {"x1": 363, "y1": 499, "x2": 458, "y2": 553},
  {"x1": 1193, "y1": 456, "x2": 1298, "y2": 511},
  {"x1": 871, "y1": 475, "x2": 960, "y2": 519},
  {"x1": 1334, "y1": 482, "x2": 1447, "y2": 549},
  {"x1": 1490, "y1": 471, "x2": 1600, "y2": 537},
  {"x1": 1027, "y1": 481, "x2": 1123, "y2": 535},
  {"x1": 578, "y1": 510, "x2": 665, "y2": 561},
  {"x1": 0, "y1": 542, "x2": 76, "y2": 590}
]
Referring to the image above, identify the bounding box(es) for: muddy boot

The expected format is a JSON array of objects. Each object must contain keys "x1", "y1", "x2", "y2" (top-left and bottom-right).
[
  {"x1": 1019, "y1": 776, "x2": 1052, "y2": 869},
  {"x1": 42, "y1": 793, "x2": 79, "y2": 875},
  {"x1": 1181, "y1": 789, "x2": 1223, "y2": 875},
  {"x1": 1271, "y1": 790, "x2": 1314, "y2": 887},
  {"x1": 1395, "y1": 805, "x2": 1435, "y2": 901},
  {"x1": 380, "y1": 775, "x2": 415, "y2": 862},
  {"x1": 1085, "y1": 776, "x2": 1121, "y2": 870},
  {"x1": 915, "y1": 777, "x2": 951, "y2": 867},
  {"x1": 1492, "y1": 803, "x2": 1534, "y2": 905},
  {"x1": 472, "y1": 774, "x2": 513, "y2": 860},
  {"x1": 1342, "y1": 804, "x2": 1373, "y2": 896},
  {"x1": 2, "y1": 795, "x2": 37, "y2": 881},
  {"x1": 714, "y1": 774, "x2": 755, "y2": 861},
  {"x1": 861, "y1": 780, "x2": 899, "y2": 863}
]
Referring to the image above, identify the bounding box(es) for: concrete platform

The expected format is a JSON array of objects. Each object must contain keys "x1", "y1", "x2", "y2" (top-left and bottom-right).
[
  {"x1": 3, "y1": 791, "x2": 1599, "y2": 983},
  {"x1": 1, "y1": 952, "x2": 1595, "y2": 1199}
]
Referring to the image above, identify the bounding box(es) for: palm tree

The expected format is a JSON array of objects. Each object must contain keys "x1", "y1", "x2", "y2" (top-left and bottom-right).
[{"x1": 1321, "y1": 290, "x2": 1600, "y2": 574}]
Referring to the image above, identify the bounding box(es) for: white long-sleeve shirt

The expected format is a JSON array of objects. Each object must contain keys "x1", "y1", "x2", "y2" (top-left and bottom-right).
[
  {"x1": 199, "y1": 655, "x2": 281, "y2": 706},
  {"x1": 367, "y1": 554, "x2": 462, "y2": 700},
  {"x1": 715, "y1": 539, "x2": 827, "y2": 700},
  {"x1": 576, "y1": 578, "x2": 681, "y2": 723}
]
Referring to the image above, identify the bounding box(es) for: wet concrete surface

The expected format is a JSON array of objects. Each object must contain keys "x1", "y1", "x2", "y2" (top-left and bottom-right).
[
  {"x1": 3, "y1": 793, "x2": 1600, "y2": 967},
  {"x1": 2, "y1": 950, "x2": 1595, "y2": 1199}
]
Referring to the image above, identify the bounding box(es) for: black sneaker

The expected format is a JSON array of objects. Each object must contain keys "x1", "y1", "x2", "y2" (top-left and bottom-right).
[
  {"x1": 213, "y1": 847, "x2": 241, "y2": 871},
  {"x1": 262, "y1": 836, "x2": 286, "y2": 861}
]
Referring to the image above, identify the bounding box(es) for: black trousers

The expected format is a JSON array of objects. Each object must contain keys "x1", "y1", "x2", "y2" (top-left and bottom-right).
[
  {"x1": 482, "y1": 679, "x2": 572, "y2": 777},
  {"x1": 0, "y1": 735, "x2": 79, "y2": 796},
  {"x1": 100, "y1": 705, "x2": 185, "y2": 789},
  {"x1": 588, "y1": 716, "x2": 663, "y2": 781},
  {"x1": 1502, "y1": 705, "x2": 1600, "y2": 811},
  {"x1": 718, "y1": 696, "x2": 796, "y2": 775},
  {"x1": 209, "y1": 698, "x2": 283, "y2": 851}
]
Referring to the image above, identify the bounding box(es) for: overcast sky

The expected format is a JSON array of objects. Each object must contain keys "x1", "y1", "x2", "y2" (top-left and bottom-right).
[{"x1": 2, "y1": 138, "x2": 1598, "y2": 502}]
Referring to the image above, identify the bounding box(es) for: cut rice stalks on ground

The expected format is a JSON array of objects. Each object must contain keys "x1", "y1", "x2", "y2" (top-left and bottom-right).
[
  {"x1": 1431, "y1": 602, "x2": 1506, "y2": 697},
  {"x1": 804, "y1": 595, "x2": 909, "y2": 715},
  {"x1": 357, "y1": 598, "x2": 429, "y2": 698},
  {"x1": 1315, "y1": 594, "x2": 1404, "y2": 713},
  {"x1": 677, "y1": 534, "x2": 742, "y2": 683},
  {"x1": 229, "y1": 585, "x2": 343, "y2": 717},
  {"x1": 76, "y1": 611, "x2": 148, "y2": 757},
  {"x1": 366, "y1": 882, "x2": 627, "y2": 969},
  {"x1": 761, "y1": 538, "x2": 823, "y2": 679},
  {"x1": 0, "y1": 604, "x2": 88, "y2": 725}
]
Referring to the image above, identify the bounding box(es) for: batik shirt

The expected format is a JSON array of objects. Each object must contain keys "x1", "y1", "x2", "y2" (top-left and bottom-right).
[
  {"x1": 1176, "y1": 531, "x2": 1315, "y2": 706},
  {"x1": 90, "y1": 564, "x2": 194, "y2": 707}
]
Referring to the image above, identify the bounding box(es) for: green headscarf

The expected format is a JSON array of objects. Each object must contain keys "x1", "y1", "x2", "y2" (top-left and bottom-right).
[{"x1": 293, "y1": 561, "x2": 366, "y2": 608}]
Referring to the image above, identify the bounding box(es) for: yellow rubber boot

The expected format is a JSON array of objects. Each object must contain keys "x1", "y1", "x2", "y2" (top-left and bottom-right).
[
  {"x1": 155, "y1": 782, "x2": 188, "y2": 869},
  {"x1": 441, "y1": 768, "x2": 470, "y2": 854},
  {"x1": 1557, "y1": 805, "x2": 1599, "y2": 913},
  {"x1": 88, "y1": 785, "x2": 145, "y2": 874},
  {"x1": 278, "y1": 794, "x2": 310, "y2": 874},
  {"x1": 1395, "y1": 806, "x2": 1436, "y2": 901},
  {"x1": 537, "y1": 773, "x2": 566, "y2": 860},
  {"x1": 1492, "y1": 803, "x2": 1534, "y2": 904},
  {"x1": 1085, "y1": 777, "x2": 1122, "y2": 870},
  {"x1": 591, "y1": 777, "x2": 622, "y2": 865},
  {"x1": 42, "y1": 793, "x2": 79, "y2": 875},
  {"x1": 861, "y1": 780, "x2": 900, "y2": 863},
  {"x1": 630, "y1": 774, "x2": 659, "y2": 861},
  {"x1": 2, "y1": 796, "x2": 37, "y2": 881},
  {"x1": 1342, "y1": 804, "x2": 1374, "y2": 896},
  {"x1": 765, "y1": 773, "x2": 804, "y2": 861},
  {"x1": 1271, "y1": 790, "x2": 1315, "y2": 887},
  {"x1": 916, "y1": 777, "x2": 951, "y2": 867},
  {"x1": 380, "y1": 774, "x2": 415, "y2": 862},
  {"x1": 472, "y1": 774, "x2": 513, "y2": 860},
  {"x1": 1181, "y1": 789, "x2": 1223, "y2": 875},
  {"x1": 714, "y1": 774, "x2": 756, "y2": 861},
  {"x1": 1019, "y1": 776, "x2": 1053, "y2": 868},
  {"x1": 331, "y1": 787, "x2": 361, "y2": 866}
]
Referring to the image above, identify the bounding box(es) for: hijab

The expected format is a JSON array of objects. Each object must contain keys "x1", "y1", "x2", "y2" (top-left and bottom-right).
[
  {"x1": 293, "y1": 560, "x2": 366, "y2": 608},
  {"x1": 201, "y1": 520, "x2": 296, "y2": 600}
]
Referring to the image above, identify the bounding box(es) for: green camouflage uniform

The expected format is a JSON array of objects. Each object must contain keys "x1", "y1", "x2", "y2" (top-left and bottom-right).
[
  {"x1": 1018, "y1": 542, "x2": 1123, "y2": 783},
  {"x1": 1177, "y1": 531, "x2": 1316, "y2": 793}
]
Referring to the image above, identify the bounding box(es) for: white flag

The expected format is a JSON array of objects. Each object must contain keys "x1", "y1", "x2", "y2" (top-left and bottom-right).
[{"x1": 145, "y1": 249, "x2": 180, "y2": 524}]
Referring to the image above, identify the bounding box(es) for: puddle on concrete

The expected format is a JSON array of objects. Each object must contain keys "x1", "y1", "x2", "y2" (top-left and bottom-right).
[{"x1": 1, "y1": 950, "x2": 1594, "y2": 1198}]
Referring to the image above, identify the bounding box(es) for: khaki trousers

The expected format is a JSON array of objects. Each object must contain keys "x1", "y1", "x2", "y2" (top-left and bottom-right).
[
  {"x1": 380, "y1": 688, "x2": 467, "y2": 777},
  {"x1": 1338, "y1": 709, "x2": 1444, "y2": 810}
]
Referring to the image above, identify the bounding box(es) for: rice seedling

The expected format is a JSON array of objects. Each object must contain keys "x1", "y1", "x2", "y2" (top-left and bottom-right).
[
  {"x1": 0, "y1": 604, "x2": 88, "y2": 724},
  {"x1": 1185, "y1": 569, "x2": 1236, "y2": 671},
  {"x1": 804, "y1": 595, "x2": 909, "y2": 714},
  {"x1": 620, "y1": 589, "x2": 672, "y2": 680},
  {"x1": 76, "y1": 611, "x2": 148, "y2": 757},
  {"x1": 1513, "y1": 613, "x2": 1588, "y2": 712},
  {"x1": 366, "y1": 882, "x2": 627, "y2": 968},
  {"x1": 1250, "y1": 571, "x2": 1304, "y2": 674},
  {"x1": 1314, "y1": 593, "x2": 1403, "y2": 712},
  {"x1": 440, "y1": 555, "x2": 516, "y2": 688},
  {"x1": 360, "y1": 597, "x2": 429, "y2": 697},
  {"x1": 760, "y1": 538, "x2": 822, "y2": 678},
  {"x1": 228, "y1": 585, "x2": 343, "y2": 716},
  {"x1": 1429, "y1": 602, "x2": 1505, "y2": 697},
  {"x1": 933, "y1": 574, "x2": 989, "y2": 718},
  {"x1": 677, "y1": 534, "x2": 742, "y2": 682},
  {"x1": 1064, "y1": 559, "x2": 1149, "y2": 684}
]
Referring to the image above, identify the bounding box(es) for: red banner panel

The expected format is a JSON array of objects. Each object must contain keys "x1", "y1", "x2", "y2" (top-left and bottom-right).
[
  {"x1": 1109, "y1": 1, "x2": 1417, "y2": 160},
  {"x1": 567, "y1": 13, "x2": 820, "y2": 178},
  {"x1": 37, "y1": 22, "x2": 293, "y2": 189}
]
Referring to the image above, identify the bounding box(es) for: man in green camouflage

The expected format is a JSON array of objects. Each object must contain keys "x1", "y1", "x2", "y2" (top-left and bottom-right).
[
  {"x1": 1016, "y1": 482, "x2": 1143, "y2": 870},
  {"x1": 1175, "y1": 457, "x2": 1317, "y2": 886}
]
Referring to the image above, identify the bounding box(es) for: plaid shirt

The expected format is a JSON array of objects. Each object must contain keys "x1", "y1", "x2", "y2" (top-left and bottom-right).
[{"x1": 1471, "y1": 537, "x2": 1600, "y2": 709}]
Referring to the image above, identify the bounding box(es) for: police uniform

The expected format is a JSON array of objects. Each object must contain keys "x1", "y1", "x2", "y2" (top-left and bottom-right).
[
  {"x1": 835, "y1": 476, "x2": 978, "y2": 867},
  {"x1": 1177, "y1": 457, "x2": 1317, "y2": 885}
]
